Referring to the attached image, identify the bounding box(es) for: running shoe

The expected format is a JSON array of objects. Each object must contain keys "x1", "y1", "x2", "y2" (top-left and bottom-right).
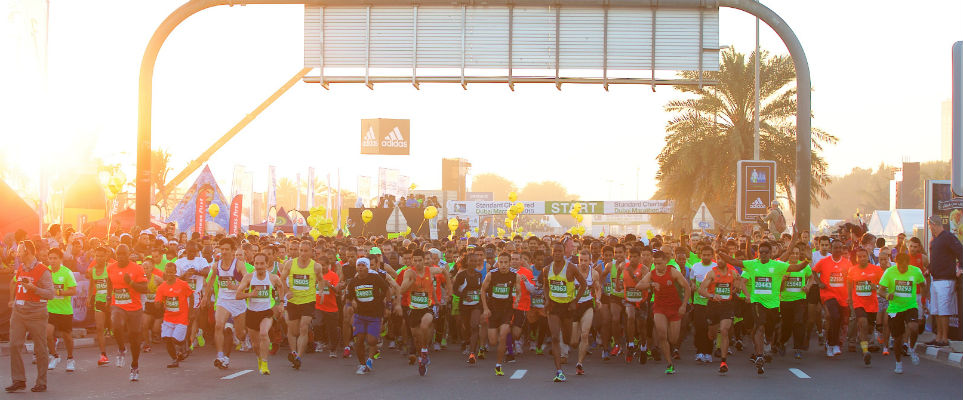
[
  {"x1": 794, "y1": 350, "x2": 803, "y2": 359},
  {"x1": 5, "y1": 381, "x2": 26, "y2": 393},
  {"x1": 672, "y1": 348, "x2": 680, "y2": 360},
  {"x1": 433, "y1": 343, "x2": 441, "y2": 351},
  {"x1": 719, "y1": 361, "x2": 728, "y2": 375},
  {"x1": 535, "y1": 347, "x2": 544, "y2": 355},
  {"x1": 129, "y1": 368, "x2": 139, "y2": 382},
  {"x1": 825, "y1": 346, "x2": 834, "y2": 358},
  {"x1": 478, "y1": 347, "x2": 487, "y2": 360},
  {"x1": 894, "y1": 361, "x2": 903, "y2": 374},
  {"x1": 116, "y1": 352, "x2": 126, "y2": 368},
  {"x1": 507, "y1": 353, "x2": 516, "y2": 363},
  {"x1": 576, "y1": 363, "x2": 584, "y2": 375},
  {"x1": 418, "y1": 356, "x2": 428, "y2": 376},
  {"x1": 694, "y1": 353, "x2": 704, "y2": 363},
  {"x1": 665, "y1": 364, "x2": 675, "y2": 374},
  {"x1": 293, "y1": 356, "x2": 302, "y2": 370},
  {"x1": 388, "y1": 340, "x2": 396, "y2": 349},
  {"x1": 373, "y1": 349, "x2": 382, "y2": 360},
  {"x1": 468, "y1": 352, "x2": 477, "y2": 364},
  {"x1": 329, "y1": 351, "x2": 337, "y2": 359},
  {"x1": 754, "y1": 356, "x2": 765, "y2": 375},
  {"x1": 704, "y1": 353, "x2": 713, "y2": 363},
  {"x1": 65, "y1": 358, "x2": 75, "y2": 372},
  {"x1": 441, "y1": 338, "x2": 448, "y2": 349},
  {"x1": 197, "y1": 333, "x2": 206, "y2": 347},
  {"x1": 143, "y1": 343, "x2": 151, "y2": 353},
  {"x1": 553, "y1": 371, "x2": 566, "y2": 382},
  {"x1": 97, "y1": 354, "x2": 110, "y2": 366},
  {"x1": 601, "y1": 351, "x2": 610, "y2": 361},
  {"x1": 882, "y1": 347, "x2": 890, "y2": 356},
  {"x1": 356, "y1": 365, "x2": 368, "y2": 375},
  {"x1": 366, "y1": 358, "x2": 374, "y2": 371},
  {"x1": 166, "y1": 361, "x2": 180, "y2": 368},
  {"x1": 47, "y1": 356, "x2": 61, "y2": 370},
  {"x1": 611, "y1": 344, "x2": 621, "y2": 356},
  {"x1": 864, "y1": 352, "x2": 872, "y2": 367},
  {"x1": 833, "y1": 345, "x2": 842, "y2": 356},
  {"x1": 343, "y1": 347, "x2": 351, "y2": 358},
  {"x1": 625, "y1": 347, "x2": 634, "y2": 363},
  {"x1": 763, "y1": 352, "x2": 772, "y2": 363},
  {"x1": 259, "y1": 360, "x2": 271, "y2": 375},
  {"x1": 735, "y1": 340, "x2": 744, "y2": 351},
  {"x1": 909, "y1": 350, "x2": 920, "y2": 366},
  {"x1": 494, "y1": 365, "x2": 504, "y2": 376}
]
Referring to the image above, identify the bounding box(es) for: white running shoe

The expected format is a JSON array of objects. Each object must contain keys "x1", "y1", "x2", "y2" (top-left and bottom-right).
[
  {"x1": 909, "y1": 350, "x2": 920, "y2": 365},
  {"x1": 47, "y1": 356, "x2": 61, "y2": 370},
  {"x1": 833, "y1": 345, "x2": 842, "y2": 356},
  {"x1": 894, "y1": 361, "x2": 903, "y2": 374},
  {"x1": 356, "y1": 365, "x2": 368, "y2": 375},
  {"x1": 433, "y1": 343, "x2": 441, "y2": 351},
  {"x1": 116, "y1": 352, "x2": 126, "y2": 368},
  {"x1": 65, "y1": 358, "x2": 76, "y2": 372},
  {"x1": 694, "y1": 353, "x2": 703, "y2": 362},
  {"x1": 704, "y1": 353, "x2": 713, "y2": 363},
  {"x1": 129, "y1": 368, "x2": 139, "y2": 381},
  {"x1": 825, "y1": 346, "x2": 834, "y2": 358}
]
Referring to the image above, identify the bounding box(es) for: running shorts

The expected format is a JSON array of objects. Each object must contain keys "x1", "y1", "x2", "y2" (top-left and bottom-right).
[
  {"x1": 353, "y1": 314, "x2": 382, "y2": 337},
  {"x1": 888, "y1": 308, "x2": 918, "y2": 337},
  {"x1": 546, "y1": 299, "x2": 573, "y2": 320},
  {"x1": 574, "y1": 301, "x2": 594, "y2": 321},
  {"x1": 511, "y1": 309, "x2": 527, "y2": 328},
  {"x1": 653, "y1": 302, "x2": 683, "y2": 322},
  {"x1": 406, "y1": 308, "x2": 432, "y2": 327},
  {"x1": 216, "y1": 299, "x2": 246, "y2": 318},
  {"x1": 286, "y1": 301, "x2": 315, "y2": 321},
  {"x1": 161, "y1": 321, "x2": 188, "y2": 342},
  {"x1": 707, "y1": 300, "x2": 735, "y2": 325},
  {"x1": 48, "y1": 313, "x2": 73, "y2": 333},
  {"x1": 489, "y1": 307, "x2": 513, "y2": 327},
  {"x1": 245, "y1": 309, "x2": 273, "y2": 330}
]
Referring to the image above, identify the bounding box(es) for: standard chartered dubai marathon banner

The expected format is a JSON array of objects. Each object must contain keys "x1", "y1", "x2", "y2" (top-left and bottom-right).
[{"x1": 448, "y1": 200, "x2": 674, "y2": 216}]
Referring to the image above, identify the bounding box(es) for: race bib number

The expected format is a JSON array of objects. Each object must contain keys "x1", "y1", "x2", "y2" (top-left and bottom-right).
[
  {"x1": 532, "y1": 295, "x2": 545, "y2": 307},
  {"x1": 355, "y1": 284, "x2": 374, "y2": 302},
  {"x1": 251, "y1": 284, "x2": 270, "y2": 299},
  {"x1": 492, "y1": 284, "x2": 511, "y2": 299},
  {"x1": 754, "y1": 276, "x2": 772, "y2": 295},
  {"x1": 145, "y1": 293, "x2": 156, "y2": 303},
  {"x1": 714, "y1": 283, "x2": 731, "y2": 300},
  {"x1": 95, "y1": 279, "x2": 108, "y2": 295},
  {"x1": 114, "y1": 288, "x2": 132, "y2": 305},
  {"x1": 464, "y1": 290, "x2": 481, "y2": 305},
  {"x1": 54, "y1": 283, "x2": 65, "y2": 300},
  {"x1": 164, "y1": 297, "x2": 180, "y2": 313},
  {"x1": 855, "y1": 280, "x2": 873, "y2": 297},
  {"x1": 188, "y1": 279, "x2": 197, "y2": 291},
  {"x1": 894, "y1": 280, "x2": 913, "y2": 297},
  {"x1": 292, "y1": 274, "x2": 310, "y2": 291},
  {"x1": 625, "y1": 288, "x2": 644, "y2": 303},
  {"x1": 218, "y1": 276, "x2": 235, "y2": 290},
  {"x1": 410, "y1": 291, "x2": 430, "y2": 309},
  {"x1": 829, "y1": 272, "x2": 845, "y2": 288},
  {"x1": 785, "y1": 276, "x2": 804, "y2": 292},
  {"x1": 549, "y1": 279, "x2": 568, "y2": 298}
]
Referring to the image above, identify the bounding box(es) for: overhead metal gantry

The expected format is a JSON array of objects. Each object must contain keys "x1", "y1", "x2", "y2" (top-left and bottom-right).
[{"x1": 136, "y1": 0, "x2": 811, "y2": 231}]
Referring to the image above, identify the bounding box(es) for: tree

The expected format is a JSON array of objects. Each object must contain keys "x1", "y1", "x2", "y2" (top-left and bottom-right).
[
  {"x1": 655, "y1": 48, "x2": 837, "y2": 227},
  {"x1": 276, "y1": 177, "x2": 298, "y2": 210},
  {"x1": 472, "y1": 173, "x2": 518, "y2": 201},
  {"x1": 518, "y1": 181, "x2": 578, "y2": 201},
  {"x1": 151, "y1": 149, "x2": 175, "y2": 209}
]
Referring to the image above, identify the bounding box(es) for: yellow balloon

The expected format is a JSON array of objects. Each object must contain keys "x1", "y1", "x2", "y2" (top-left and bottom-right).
[
  {"x1": 208, "y1": 203, "x2": 220, "y2": 218},
  {"x1": 497, "y1": 227, "x2": 506, "y2": 238},
  {"x1": 362, "y1": 209, "x2": 373, "y2": 224},
  {"x1": 307, "y1": 214, "x2": 320, "y2": 228},
  {"x1": 506, "y1": 209, "x2": 516, "y2": 219},
  {"x1": 309, "y1": 228, "x2": 321, "y2": 240},
  {"x1": 504, "y1": 218, "x2": 513, "y2": 228},
  {"x1": 508, "y1": 192, "x2": 517, "y2": 203},
  {"x1": 575, "y1": 214, "x2": 584, "y2": 223},
  {"x1": 448, "y1": 218, "x2": 459, "y2": 232},
  {"x1": 513, "y1": 202, "x2": 525, "y2": 214},
  {"x1": 466, "y1": 231, "x2": 472, "y2": 238},
  {"x1": 423, "y1": 206, "x2": 438, "y2": 220},
  {"x1": 646, "y1": 229, "x2": 655, "y2": 240}
]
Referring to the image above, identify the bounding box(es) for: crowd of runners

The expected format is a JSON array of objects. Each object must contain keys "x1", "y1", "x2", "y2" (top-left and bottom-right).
[{"x1": 4, "y1": 222, "x2": 946, "y2": 391}]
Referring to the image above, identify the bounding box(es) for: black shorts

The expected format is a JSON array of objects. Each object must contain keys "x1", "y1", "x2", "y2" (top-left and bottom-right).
[
  {"x1": 752, "y1": 303, "x2": 780, "y2": 329},
  {"x1": 707, "y1": 301, "x2": 736, "y2": 325},
  {"x1": 546, "y1": 299, "x2": 574, "y2": 320},
  {"x1": 601, "y1": 294, "x2": 620, "y2": 305},
  {"x1": 144, "y1": 302, "x2": 164, "y2": 319},
  {"x1": 48, "y1": 313, "x2": 73, "y2": 333},
  {"x1": 245, "y1": 309, "x2": 273, "y2": 330},
  {"x1": 807, "y1": 285, "x2": 821, "y2": 304},
  {"x1": 489, "y1": 307, "x2": 513, "y2": 327},
  {"x1": 575, "y1": 301, "x2": 594, "y2": 320},
  {"x1": 286, "y1": 302, "x2": 315, "y2": 321},
  {"x1": 853, "y1": 307, "x2": 878, "y2": 325},
  {"x1": 511, "y1": 309, "x2": 527, "y2": 328},
  {"x1": 888, "y1": 309, "x2": 918, "y2": 337},
  {"x1": 406, "y1": 307, "x2": 433, "y2": 327},
  {"x1": 94, "y1": 301, "x2": 109, "y2": 313}
]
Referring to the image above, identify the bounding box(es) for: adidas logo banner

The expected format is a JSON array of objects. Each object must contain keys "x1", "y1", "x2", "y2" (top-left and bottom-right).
[{"x1": 361, "y1": 119, "x2": 410, "y2": 155}]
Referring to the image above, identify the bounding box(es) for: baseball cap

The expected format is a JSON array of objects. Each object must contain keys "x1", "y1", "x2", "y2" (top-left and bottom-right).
[
  {"x1": 928, "y1": 215, "x2": 943, "y2": 225},
  {"x1": 369, "y1": 247, "x2": 383, "y2": 255},
  {"x1": 356, "y1": 257, "x2": 371, "y2": 268}
]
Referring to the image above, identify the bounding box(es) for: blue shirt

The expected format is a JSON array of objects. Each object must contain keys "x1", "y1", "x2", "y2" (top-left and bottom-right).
[{"x1": 929, "y1": 230, "x2": 963, "y2": 280}]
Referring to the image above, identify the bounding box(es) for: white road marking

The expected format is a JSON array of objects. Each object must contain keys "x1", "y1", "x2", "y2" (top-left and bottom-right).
[
  {"x1": 221, "y1": 370, "x2": 253, "y2": 380},
  {"x1": 510, "y1": 369, "x2": 527, "y2": 379},
  {"x1": 788, "y1": 368, "x2": 811, "y2": 379}
]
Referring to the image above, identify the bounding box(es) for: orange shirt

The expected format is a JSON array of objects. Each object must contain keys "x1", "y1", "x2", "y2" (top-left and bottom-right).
[
  {"x1": 315, "y1": 269, "x2": 340, "y2": 312},
  {"x1": 108, "y1": 261, "x2": 148, "y2": 311},
  {"x1": 849, "y1": 264, "x2": 883, "y2": 313},
  {"x1": 622, "y1": 263, "x2": 646, "y2": 304},
  {"x1": 813, "y1": 256, "x2": 851, "y2": 306},
  {"x1": 155, "y1": 279, "x2": 192, "y2": 325},
  {"x1": 514, "y1": 267, "x2": 534, "y2": 311},
  {"x1": 404, "y1": 268, "x2": 435, "y2": 309}
]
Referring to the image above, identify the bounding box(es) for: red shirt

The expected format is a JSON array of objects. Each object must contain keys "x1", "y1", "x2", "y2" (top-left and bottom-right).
[
  {"x1": 849, "y1": 264, "x2": 883, "y2": 313},
  {"x1": 514, "y1": 267, "x2": 535, "y2": 311},
  {"x1": 315, "y1": 270, "x2": 340, "y2": 312},
  {"x1": 108, "y1": 261, "x2": 148, "y2": 311},
  {"x1": 432, "y1": 266, "x2": 447, "y2": 306},
  {"x1": 812, "y1": 256, "x2": 851, "y2": 306},
  {"x1": 14, "y1": 262, "x2": 48, "y2": 303},
  {"x1": 155, "y1": 279, "x2": 192, "y2": 325}
]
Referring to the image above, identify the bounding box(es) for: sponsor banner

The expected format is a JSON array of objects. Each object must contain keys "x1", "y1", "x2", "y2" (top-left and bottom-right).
[
  {"x1": 466, "y1": 192, "x2": 494, "y2": 201},
  {"x1": 736, "y1": 160, "x2": 777, "y2": 223},
  {"x1": 450, "y1": 201, "x2": 544, "y2": 216},
  {"x1": 229, "y1": 195, "x2": 242, "y2": 235},
  {"x1": 545, "y1": 201, "x2": 604, "y2": 215},
  {"x1": 361, "y1": 119, "x2": 410, "y2": 155},
  {"x1": 924, "y1": 180, "x2": 963, "y2": 336},
  {"x1": 307, "y1": 167, "x2": 315, "y2": 209},
  {"x1": 603, "y1": 200, "x2": 675, "y2": 214},
  {"x1": 194, "y1": 194, "x2": 208, "y2": 234}
]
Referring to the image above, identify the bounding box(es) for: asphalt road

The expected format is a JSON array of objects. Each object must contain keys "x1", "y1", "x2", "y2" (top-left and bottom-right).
[{"x1": 2, "y1": 338, "x2": 960, "y2": 400}]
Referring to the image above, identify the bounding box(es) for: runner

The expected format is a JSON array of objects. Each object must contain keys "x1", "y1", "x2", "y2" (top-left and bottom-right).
[
  {"x1": 812, "y1": 239, "x2": 853, "y2": 358},
  {"x1": 399, "y1": 249, "x2": 452, "y2": 376},
  {"x1": 86, "y1": 246, "x2": 112, "y2": 366},
  {"x1": 175, "y1": 241, "x2": 210, "y2": 352},
  {"x1": 542, "y1": 241, "x2": 588, "y2": 382},
  {"x1": 41, "y1": 249, "x2": 76, "y2": 373},
  {"x1": 778, "y1": 241, "x2": 812, "y2": 359},
  {"x1": 599, "y1": 244, "x2": 624, "y2": 361},
  {"x1": 571, "y1": 253, "x2": 600, "y2": 375},
  {"x1": 235, "y1": 252, "x2": 282, "y2": 375},
  {"x1": 848, "y1": 247, "x2": 883, "y2": 367},
  {"x1": 511, "y1": 251, "x2": 535, "y2": 363},
  {"x1": 699, "y1": 252, "x2": 744, "y2": 375},
  {"x1": 688, "y1": 245, "x2": 716, "y2": 364},
  {"x1": 636, "y1": 250, "x2": 690, "y2": 374},
  {"x1": 140, "y1": 257, "x2": 164, "y2": 354},
  {"x1": 453, "y1": 249, "x2": 483, "y2": 364},
  {"x1": 718, "y1": 239, "x2": 807, "y2": 374},
  {"x1": 107, "y1": 244, "x2": 150, "y2": 381},
  {"x1": 879, "y1": 253, "x2": 927, "y2": 374},
  {"x1": 481, "y1": 251, "x2": 517, "y2": 376},
  {"x1": 153, "y1": 261, "x2": 193, "y2": 368},
  {"x1": 621, "y1": 247, "x2": 650, "y2": 364},
  {"x1": 205, "y1": 239, "x2": 247, "y2": 370},
  {"x1": 345, "y1": 257, "x2": 396, "y2": 375},
  {"x1": 280, "y1": 240, "x2": 324, "y2": 370},
  {"x1": 314, "y1": 251, "x2": 341, "y2": 358}
]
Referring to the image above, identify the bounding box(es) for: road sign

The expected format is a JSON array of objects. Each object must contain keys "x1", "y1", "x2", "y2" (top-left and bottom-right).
[
  {"x1": 691, "y1": 202, "x2": 715, "y2": 231},
  {"x1": 736, "y1": 160, "x2": 776, "y2": 224}
]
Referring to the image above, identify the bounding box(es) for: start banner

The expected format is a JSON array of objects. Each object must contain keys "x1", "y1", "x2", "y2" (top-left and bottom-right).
[{"x1": 448, "y1": 200, "x2": 674, "y2": 216}]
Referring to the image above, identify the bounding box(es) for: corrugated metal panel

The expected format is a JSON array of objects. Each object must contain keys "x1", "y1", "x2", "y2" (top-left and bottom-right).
[{"x1": 305, "y1": 5, "x2": 718, "y2": 72}]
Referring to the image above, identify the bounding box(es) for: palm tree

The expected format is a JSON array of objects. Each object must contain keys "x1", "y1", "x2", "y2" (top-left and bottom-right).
[
  {"x1": 276, "y1": 177, "x2": 298, "y2": 210},
  {"x1": 655, "y1": 48, "x2": 836, "y2": 229}
]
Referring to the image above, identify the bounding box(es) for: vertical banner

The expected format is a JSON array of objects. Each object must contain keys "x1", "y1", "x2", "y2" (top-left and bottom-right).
[
  {"x1": 229, "y1": 195, "x2": 242, "y2": 235},
  {"x1": 736, "y1": 160, "x2": 777, "y2": 223},
  {"x1": 194, "y1": 194, "x2": 209, "y2": 234},
  {"x1": 307, "y1": 167, "x2": 315, "y2": 209},
  {"x1": 267, "y1": 165, "x2": 277, "y2": 217},
  {"x1": 358, "y1": 176, "x2": 372, "y2": 208},
  {"x1": 326, "y1": 173, "x2": 332, "y2": 219},
  {"x1": 296, "y1": 173, "x2": 302, "y2": 211},
  {"x1": 337, "y1": 169, "x2": 343, "y2": 232}
]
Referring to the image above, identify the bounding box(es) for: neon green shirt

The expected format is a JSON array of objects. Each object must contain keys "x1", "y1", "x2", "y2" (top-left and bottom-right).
[
  {"x1": 741, "y1": 259, "x2": 790, "y2": 309},
  {"x1": 48, "y1": 265, "x2": 77, "y2": 315},
  {"x1": 879, "y1": 265, "x2": 925, "y2": 314},
  {"x1": 780, "y1": 265, "x2": 812, "y2": 302}
]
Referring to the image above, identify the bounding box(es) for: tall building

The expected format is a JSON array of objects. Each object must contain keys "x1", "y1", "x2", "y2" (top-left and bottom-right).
[{"x1": 943, "y1": 100, "x2": 953, "y2": 162}]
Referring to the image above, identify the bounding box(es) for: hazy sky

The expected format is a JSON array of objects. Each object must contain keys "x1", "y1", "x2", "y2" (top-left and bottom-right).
[{"x1": 6, "y1": 0, "x2": 963, "y2": 202}]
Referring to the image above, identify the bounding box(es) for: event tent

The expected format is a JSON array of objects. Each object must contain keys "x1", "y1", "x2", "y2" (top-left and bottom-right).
[
  {"x1": 866, "y1": 210, "x2": 891, "y2": 236},
  {"x1": 882, "y1": 209, "x2": 924, "y2": 238},
  {"x1": 0, "y1": 179, "x2": 38, "y2": 235}
]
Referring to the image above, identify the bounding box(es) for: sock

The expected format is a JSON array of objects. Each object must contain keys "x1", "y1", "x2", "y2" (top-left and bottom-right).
[
  {"x1": 721, "y1": 357, "x2": 727, "y2": 362},
  {"x1": 628, "y1": 342, "x2": 635, "y2": 348},
  {"x1": 217, "y1": 351, "x2": 224, "y2": 358},
  {"x1": 495, "y1": 363, "x2": 502, "y2": 368},
  {"x1": 860, "y1": 341, "x2": 869, "y2": 353},
  {"x1": 640, "y1": 345, "x2": 647, "y2": 351},
  {"x1": 421, "y1": 347, "x2": 428, "y2": 353}
]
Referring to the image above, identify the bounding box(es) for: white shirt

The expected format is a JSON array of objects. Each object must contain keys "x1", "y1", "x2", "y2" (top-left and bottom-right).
[{"x1": 175, "y1": 256, "x2": 210, "y2": 307}]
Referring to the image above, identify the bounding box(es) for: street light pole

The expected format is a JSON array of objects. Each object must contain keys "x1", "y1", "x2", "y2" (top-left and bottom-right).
[{"x1": 753, "y1": 15, "x2": 761, "y2": 160}]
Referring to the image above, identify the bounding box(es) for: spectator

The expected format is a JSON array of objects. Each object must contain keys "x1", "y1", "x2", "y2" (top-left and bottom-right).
[
  {"x1": 925, "y1": 214, "x2": 963, "y2": 347},
  {"x1": 406, "y1": 196, "x2": 420, "y2": 208}
]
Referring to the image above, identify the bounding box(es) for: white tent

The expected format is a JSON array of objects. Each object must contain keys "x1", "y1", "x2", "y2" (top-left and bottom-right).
[
  {"x1": 817, "y1": 219, "x2": 843, "y2": 235},
  {"x1": 866, "y1": 210, "x2": 892, "y2": 235},
  {"x1": 882, "y1": 209, "x2": 924, "y2": 238}
]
